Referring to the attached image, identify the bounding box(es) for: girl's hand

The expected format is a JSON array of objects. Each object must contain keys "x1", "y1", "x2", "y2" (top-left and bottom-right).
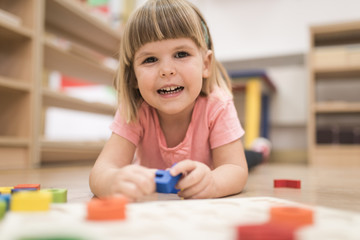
[
  {"x1": 109, "y1": 165, "x2": 156, "y2": 201},
  {"x1": 170, "y1": 160, "x2": 216, "y2": 199}
]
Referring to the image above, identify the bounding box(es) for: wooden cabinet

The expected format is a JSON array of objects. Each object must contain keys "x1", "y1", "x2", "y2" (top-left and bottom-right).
[
  {"x1": 308, "y1": 20, "x2": 360, "y2": 166},
  {"x1": 0, "y1": 0, "x2": 36, "y2": 169},
  {"x1": 0, "y1": 0, "x2": 121, "y2": 169}
]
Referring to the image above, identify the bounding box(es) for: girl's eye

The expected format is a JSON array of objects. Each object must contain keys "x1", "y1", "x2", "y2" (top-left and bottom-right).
[
  {"x1": 175, "y1": 51, "x2": 189, "y2": 58},
  {"x1": 143, "y1": 57, "x2": 157, "y2": 64}
]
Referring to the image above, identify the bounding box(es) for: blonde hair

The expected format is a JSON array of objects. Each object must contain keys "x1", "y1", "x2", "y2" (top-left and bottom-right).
[{"x1": 115, "y1": 0, "x2": 232, "y2": 122}]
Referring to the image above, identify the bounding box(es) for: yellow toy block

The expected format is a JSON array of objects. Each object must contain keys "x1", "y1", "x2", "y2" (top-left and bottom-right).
[
  {"x1": 11, "y1": 191, "x2": 52, "y2": 212},
  {"x1": 0, "y1": 187, "x2": 14, "y2": 194}
]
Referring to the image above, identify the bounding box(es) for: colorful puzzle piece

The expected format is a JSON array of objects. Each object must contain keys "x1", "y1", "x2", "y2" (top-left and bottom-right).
[
  {"x1": 0, "y1": 194, "x2": 11, "y2": 211},
  {"x1": 237, "y1": 206, "x2": 314, "y2": 240},
  {"x1": 0, "y1": 187, "x2": 14, "y2": 194},
  {"x1": 237, "y1": 222, "x2": 295, "y2": 240},
  {"x1": 11, "y1": 188, "x2": 38, "y2": 194},
  {"x1": 155, "y1": 170, "x2": 182, "y2": 194},
  {"x1": 274, "y1": 179, "x2": 301, "y2": 189},
  {"x1": 41, "y1": 188, "x2": 67, "y2": 203},
  {"x1": 270, "y1": 206, "x2": 314, "y2": 227},
  {"x1": 11, "y1": 191, "x2": 52, "y2": 212},
  {"x1": 87, "y1": 196, "x2": 127, "y2": 221},
  {"x1": 0, "y1": 200, "x2": 6, "y2": 219},
  {"x1": 14, "y1": 184, "x2": 41, "y2": 190}
]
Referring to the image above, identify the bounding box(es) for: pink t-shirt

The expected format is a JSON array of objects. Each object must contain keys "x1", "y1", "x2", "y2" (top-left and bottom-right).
[{"x1": 110, "y1": 87, "x2": 244, "y2": 170}]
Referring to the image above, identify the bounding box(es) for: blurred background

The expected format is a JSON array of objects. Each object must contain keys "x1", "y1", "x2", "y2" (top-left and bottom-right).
[{"x1": 1, "y1": 0, "x2": 359, "y2": 169}]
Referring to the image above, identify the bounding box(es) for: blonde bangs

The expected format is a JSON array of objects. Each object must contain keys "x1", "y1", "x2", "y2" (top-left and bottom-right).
[{"x1": 123, "y1": 0, "x2": 207, "y2": 64}]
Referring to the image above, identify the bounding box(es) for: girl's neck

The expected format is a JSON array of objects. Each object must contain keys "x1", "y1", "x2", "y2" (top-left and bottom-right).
[{"x1": 156, "y1": 102, "x2": 195, "y2": 148}]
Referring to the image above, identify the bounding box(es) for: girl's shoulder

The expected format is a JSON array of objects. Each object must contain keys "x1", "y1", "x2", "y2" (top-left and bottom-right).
[
  {"x1": 195, "y1": 86, "x2": 234, "y2": 118},
  {"x1": 203, "y1": 86, "x2": 233, "y2": 106}
]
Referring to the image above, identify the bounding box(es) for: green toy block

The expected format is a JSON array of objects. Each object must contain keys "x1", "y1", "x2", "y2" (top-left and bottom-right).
[
  {"x1": 0, "y1": 200, "x2": 6, "y2": 219},
  {"x1": 41, "y1": 189, "x2": 67, "y2": 203}
]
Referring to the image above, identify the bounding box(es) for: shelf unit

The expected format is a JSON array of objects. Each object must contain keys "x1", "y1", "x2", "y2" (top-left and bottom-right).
[
  {"x1": 0, "y1": 0, "x2": 120, "y2": 169},
  {"x1": 308, "y1": 20, "x2": 360, "y2": 166}
]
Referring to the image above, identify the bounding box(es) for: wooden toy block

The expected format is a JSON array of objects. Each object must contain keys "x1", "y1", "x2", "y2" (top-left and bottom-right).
[
  {"x1": 237, "y1": 222, "x2": 295, "y2": 240},
  {"x1": 11, "y1": 191, "x2": 52, "y2": 212},
  {"x1": 87, "y1": 196, "x2": 127, "y2": 221},
  {"x1": 155, "y1": 170, "x2": 181, "y2": 193},
  {"x1": 11, "y1": 188, "x2": 38, "y2": 194},
  {"x1": 14, "y1": 184, "x2": 41, "y2": 190},
  {"x1": 270, "y1": 206, "x2": 314, "y2": 227},
  {"x1": 0, "y1": 194, "x2": 11, "y2": 211},
  {"x1": 0, "y1": 200, "x2": 6, "y2": 219},
  {"x1": 274, "y1": 179, "x2": 301, "y2": 189},
  {"x1": 41, "y1": 188, "x2": 67, "y2": 203},
  {"x1": 18, "y1": 236, "x2": 84, "y2": 240},
  {"x1": 0, "y1": 187, "x2": 14, "y2": 194}
]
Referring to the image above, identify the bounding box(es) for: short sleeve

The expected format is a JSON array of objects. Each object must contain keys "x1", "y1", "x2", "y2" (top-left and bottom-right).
[
  {"x1": 208, "y1": 99, "x2": 244, "y2": 149},
  {"x1": 110, "y1": 109, "x2": 143, "y2": 146}
]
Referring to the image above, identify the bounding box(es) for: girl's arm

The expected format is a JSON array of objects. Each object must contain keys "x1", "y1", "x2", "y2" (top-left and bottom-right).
[
  {"x1": 89, "y1": 133, "x2": 156, "y2": 200},
  {"x1": 170, "y1": 139, "x2": 248, "y2": 199}
]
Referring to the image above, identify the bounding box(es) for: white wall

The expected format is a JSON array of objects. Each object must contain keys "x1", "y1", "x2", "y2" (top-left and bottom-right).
[{"x1": 191, "y1": 0, "x2": 360, "y2": 61}]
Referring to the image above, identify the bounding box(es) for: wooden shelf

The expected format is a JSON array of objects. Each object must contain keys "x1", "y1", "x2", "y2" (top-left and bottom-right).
[
  {"x1": 42, "y1": 88, "x2": 115, "y2": 115},
  {"x1": 314, "y1": 102, "x2": 360, "y2": 113},
  {"x1": 0, "y1": 20, "x2": 33, "y2": 40},
  {"x1": 41, "y1": 140, "x2": 104, "y2": 163},
  {"x1": 312, "y1": 20, "x2": 360, "y2": 47},
  {"x1": 0, "y1": 137, "x2": 29, "y2": 147},
  {"x1": 43, "y1": 38, "x2": 116, "y2": 85},
  {"x1": 314, "y1": 65, "x2": 360, "y2": 78},
  {"x1": 45, "y1": 0, "x2": 121, "y2": 57},
  {"x1": 308, "y1": 20, "x2": 360, "y2": 166},
  {"x1": 0, "y1": 76, "x2": 31, "y2": 92},
  {"x1": 0, "y1": 0, "x2": 120, "y2": 169}
]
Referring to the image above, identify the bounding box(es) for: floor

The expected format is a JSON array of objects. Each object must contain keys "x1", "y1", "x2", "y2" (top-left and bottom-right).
[{"x1": 1, "y1": 162, "x2": 359, "y2": 212}]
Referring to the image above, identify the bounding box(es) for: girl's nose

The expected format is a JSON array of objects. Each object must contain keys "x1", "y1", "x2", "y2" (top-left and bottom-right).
[
  {"x1": 161, "y1": 71, "x2": 175, "y2": 77},
  {"x1": 160, "y1": 64, "x2": 176, "y2": 77}
]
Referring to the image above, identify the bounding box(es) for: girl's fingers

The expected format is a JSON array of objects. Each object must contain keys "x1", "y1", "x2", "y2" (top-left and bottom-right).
[
  {"x1": 115, "y1": 181, "x2": 142, "y2": 200},
  {"x1": 169, "y1": 160, "x2": 196, "y2": 176},
  {"x1": 178, "y1": 175, "x2": 209, "y2": 199},
  {"x1": 176, "y1": 167, "x2": 201, "y2": 190}
]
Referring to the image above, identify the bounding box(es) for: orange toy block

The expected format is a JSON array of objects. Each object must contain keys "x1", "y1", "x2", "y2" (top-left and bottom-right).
[
  {"x1": 14, "y1": 184, "x2": 41, "y2": 190},
  {"x1": 270, "y1": 206, "x2": 314, "y2": 228},
  {"x1": 87, "y1": 196, "x2": 127, "y2": 221}
]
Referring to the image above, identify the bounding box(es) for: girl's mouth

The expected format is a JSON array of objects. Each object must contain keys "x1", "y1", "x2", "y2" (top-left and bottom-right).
[{"x1": 157, "y1": 86, "x2": 184, "y2": 95}]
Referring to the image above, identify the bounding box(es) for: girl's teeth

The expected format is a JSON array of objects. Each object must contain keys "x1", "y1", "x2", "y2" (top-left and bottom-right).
[{"x1": 158, "y1": 86, "x2": 183, "y2": 94}]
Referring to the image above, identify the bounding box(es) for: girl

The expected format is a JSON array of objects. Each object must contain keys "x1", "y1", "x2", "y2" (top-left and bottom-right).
[{"x1": 89, "y1": 0, "x2": 248, "y2": 201}]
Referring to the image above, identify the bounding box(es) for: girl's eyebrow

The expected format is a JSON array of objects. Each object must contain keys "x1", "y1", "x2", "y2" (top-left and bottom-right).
[
  {"x1": 135, "y1": 44, "x2": 196, "y2": 60},
  {"x1": 135, "y1": 51, "x2": 153, "y2": 62}
]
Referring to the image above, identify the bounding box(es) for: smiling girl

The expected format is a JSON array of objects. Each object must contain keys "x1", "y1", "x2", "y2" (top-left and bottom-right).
[{"x1": 89, "y1": 0, "x2": 248, "y2": 201}]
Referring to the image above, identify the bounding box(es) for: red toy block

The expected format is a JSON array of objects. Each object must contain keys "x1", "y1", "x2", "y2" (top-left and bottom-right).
[
  {"x1": 237, "y1": 222, "x2": 295, "y2": 240},
  {"x1": 87, "y1": 196, "x2": 127, "y2": 221},
  {"x1": 274, "y1": 179, "x2": 301, "y2": 189},
  {"x1": 14, "y1": 184, "x2": 41, "y2": 190},
  {"x1": 270, "y1": 206, "x2": 314, "y2": 228}
]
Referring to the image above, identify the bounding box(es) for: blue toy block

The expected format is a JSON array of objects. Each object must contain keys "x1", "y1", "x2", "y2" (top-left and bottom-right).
[
  {"x1": 0, "y1": 194, "x2": 11, "y2": 211},
  {"x1": 155, "y1": 170, "x2": 181, "y2": 194},
  {"x1": 11, "y1": 188, "x2": 38, "y2": 194}
]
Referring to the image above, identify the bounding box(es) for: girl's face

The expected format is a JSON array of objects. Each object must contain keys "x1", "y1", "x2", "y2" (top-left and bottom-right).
[{"x1": 133, "y1": 38, "x2": 212, "y2": 118}]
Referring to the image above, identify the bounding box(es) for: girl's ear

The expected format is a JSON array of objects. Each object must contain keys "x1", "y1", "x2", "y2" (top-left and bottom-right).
[{"x1": 202, "y1": 50, "x2": 212, "y2": 78}]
